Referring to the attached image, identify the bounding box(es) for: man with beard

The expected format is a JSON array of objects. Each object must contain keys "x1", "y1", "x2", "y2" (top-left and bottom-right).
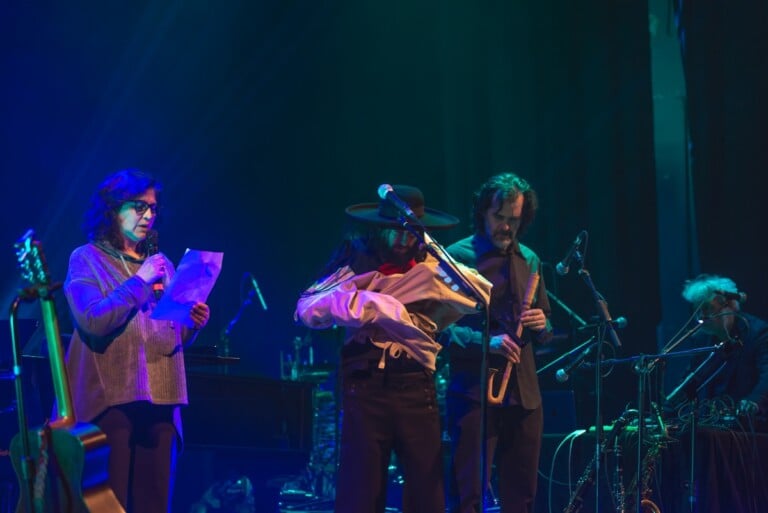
[
  {"x1": 296, "y1": 185, "x2": 491, "y2": 513},
  {"x1": 443, "y1": 173, "x2": 553, "y2": 513}
]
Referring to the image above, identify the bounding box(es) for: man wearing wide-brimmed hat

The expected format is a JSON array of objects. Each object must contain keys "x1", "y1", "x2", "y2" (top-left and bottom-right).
[{"x1": 296, "y1": 185, "x2": 491, "y2": 513}]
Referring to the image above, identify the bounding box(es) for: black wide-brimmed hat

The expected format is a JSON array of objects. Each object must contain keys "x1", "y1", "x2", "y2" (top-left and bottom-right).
[{"x1": 345, "y1": 185, "x2": 459, "y2": 230}]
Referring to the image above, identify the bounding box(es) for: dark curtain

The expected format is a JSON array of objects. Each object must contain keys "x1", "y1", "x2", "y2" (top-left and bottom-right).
[
  {"x1": 0, "y1": 1, "x2": 657, "y2": 422},
  {"x1": 678, "y1": 0, "x2": 768, "y2": 315}
]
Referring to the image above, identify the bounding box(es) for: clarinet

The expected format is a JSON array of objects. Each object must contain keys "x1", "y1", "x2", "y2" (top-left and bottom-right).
[{"x1": 564, "y1": 411, "x2": 633, "y2": 513}]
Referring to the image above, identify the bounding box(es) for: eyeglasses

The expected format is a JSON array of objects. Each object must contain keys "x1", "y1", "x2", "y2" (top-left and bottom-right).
[
  {"x1": 695, "y1": 298, "x2": 727, "y2": 321},
  {"x1": 124, "y1": 200, "x2": 158, "y2": 216}
]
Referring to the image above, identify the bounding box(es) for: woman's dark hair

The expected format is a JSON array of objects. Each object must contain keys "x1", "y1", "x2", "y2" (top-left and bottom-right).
[
  {"x1": 83, "y1": 168, "x2": 162, "y2": 249},
  {"x1": 471, "y1": 172, "x2": 538, "y2": 237}
]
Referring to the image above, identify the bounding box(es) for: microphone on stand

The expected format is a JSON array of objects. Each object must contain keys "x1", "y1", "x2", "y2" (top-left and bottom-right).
[
  {"x1": 146, "y1": 229, "x2": 163, "y2": 300},
  {"x1": 576, "y1": 316, "x2": 628, "y2": 331},
  {"x1": 664, "y1": 341, "x2": 728, "y2": 405},
  {"x1": 555, "y1": 344, "x2": 595, "y2": 383},
  {"x1": 377, "y1": 184, "x2": 485, "y2": 310},
  {"x1": 377, "y1": 184, "x2": 421, "y2": 224},
  {"x1": 247, "y1": 272, "x2": 268, "y2": 311},
  {"x1": 555, "y1": 230, "x2": 586, "y2": 276}
]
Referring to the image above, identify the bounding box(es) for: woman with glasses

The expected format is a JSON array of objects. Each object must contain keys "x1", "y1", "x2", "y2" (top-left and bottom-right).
[{"x1": 63, "y1": 168, "x2": 210, "y2": 513}]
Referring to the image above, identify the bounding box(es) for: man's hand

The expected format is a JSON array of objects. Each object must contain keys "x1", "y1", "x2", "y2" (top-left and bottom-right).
[
  {"x1": 520, "y1": 308, "x2": 547, "y2": 331},
  {"x1": 490, "y1": 334, "x2": 521, "y2": 363}
]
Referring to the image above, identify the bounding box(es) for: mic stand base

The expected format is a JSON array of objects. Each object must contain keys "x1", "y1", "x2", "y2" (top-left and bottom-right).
[
  {"x1": 573, "y1": 264, "x2": 620, "y2": 512},
  {"x1": 478, "y1": 314, "x2": 491, "y2": 513},
  {"x1": 218, "y1": 285, "x2": 261, "y2": 372}
]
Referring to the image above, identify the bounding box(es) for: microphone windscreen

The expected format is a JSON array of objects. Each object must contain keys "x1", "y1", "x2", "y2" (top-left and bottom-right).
[{"x1": 377, "y1": 183, "x2": 393, "y2": 199}]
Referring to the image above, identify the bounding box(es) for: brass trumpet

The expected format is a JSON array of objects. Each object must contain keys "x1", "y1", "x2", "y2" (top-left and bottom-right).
[{"x1": 487, "y1": 272, "x2": 540, "y2": 405}]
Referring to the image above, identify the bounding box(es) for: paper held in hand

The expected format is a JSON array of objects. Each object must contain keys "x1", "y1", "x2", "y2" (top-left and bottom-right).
[{"x1": 150, "y1": 249, "x2": 223, "y2": 327}]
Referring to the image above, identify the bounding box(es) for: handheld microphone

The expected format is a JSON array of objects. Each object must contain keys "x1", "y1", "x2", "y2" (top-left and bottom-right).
[
  {"x1": 555, "y1": 344, "x2": 594, "y2": 383},
  {"x1": 377, "y1": 184, "x2": 420, "y2": 223},
  {"x1": 555, "y1": 230, "x2": 586, "y2": 276},
  {"x1": 247, "y1": 272, "x2": 268, "y2": 311},
  {"x1": 715, "y1": 290, "x2": 747, "y2": 303},
  {"x1": 145, "y1": 229, "x2": 163, "y2": 300}
]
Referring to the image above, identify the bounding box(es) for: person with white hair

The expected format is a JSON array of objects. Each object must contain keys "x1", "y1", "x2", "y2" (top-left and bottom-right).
[{"x1": 665, "y1": 273, "x2": 768, "y2": 426}]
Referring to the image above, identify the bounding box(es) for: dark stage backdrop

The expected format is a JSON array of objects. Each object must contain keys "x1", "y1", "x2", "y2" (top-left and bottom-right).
[
  {"x1": 679, "y1": 0, "x2": 768, "y2": 306},
  {"x1": 4, "y1": 0, "x2": 761, "y2": 431}
]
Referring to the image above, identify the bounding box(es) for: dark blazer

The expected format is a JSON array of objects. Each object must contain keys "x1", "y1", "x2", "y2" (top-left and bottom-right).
[{"x1": 445, "y1": 234, "x2": 552, "y2": 410}]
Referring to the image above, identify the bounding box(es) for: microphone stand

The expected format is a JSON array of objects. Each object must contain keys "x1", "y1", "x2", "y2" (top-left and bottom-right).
[
  {"x1": 570, "y1": 249, "x2": 623, "y2": 512},
  {"x1": 402, "y1": 222, "x2": 488, "y2": 311},
  {"x1": 538, "y1": 290, "x2": 593, "y2": 377},
  {"x1": 219, "y1": 273, "x2": 263, "y2": 373},
  {"x1": 8, "y1": 296, "x2": 35, "y2": 513},
  {"x1": 546, "y1": 290, "x2": 589, "y2": 328},
  {"x1": 537, "y1": 336, "x2": 596, "y2": 377},
  {"x1": 398, "y1": 218, "x2": 492, "y2": 511},
  {"x1": 602, "y1": 328, "x2": 722, "y2": 513}
]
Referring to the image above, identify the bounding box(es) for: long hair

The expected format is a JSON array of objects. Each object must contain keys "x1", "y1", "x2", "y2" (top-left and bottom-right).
[
  {"x1": 317, "y1": 220, "x2": 426, "y2": 279},
  {"x1": 83, "y1": 168, "x2": 162, "y2": 249},
  {"x1": 471, "y1": 172, "x2": 538, "y2": 237}
]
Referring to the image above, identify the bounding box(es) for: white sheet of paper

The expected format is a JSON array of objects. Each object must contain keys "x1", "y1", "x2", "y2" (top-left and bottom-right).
[{"x1": 150, "y1": 248, "x2": 223, "y2": 327}]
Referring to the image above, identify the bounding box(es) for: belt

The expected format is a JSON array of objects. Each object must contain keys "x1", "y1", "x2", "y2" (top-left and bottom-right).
[
  {"x1": 378, "y1": 355, "x2": 426, "y2": 373},
  {"x1": 342, "y1": 355, "x2": 426, "y2": 375}
]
